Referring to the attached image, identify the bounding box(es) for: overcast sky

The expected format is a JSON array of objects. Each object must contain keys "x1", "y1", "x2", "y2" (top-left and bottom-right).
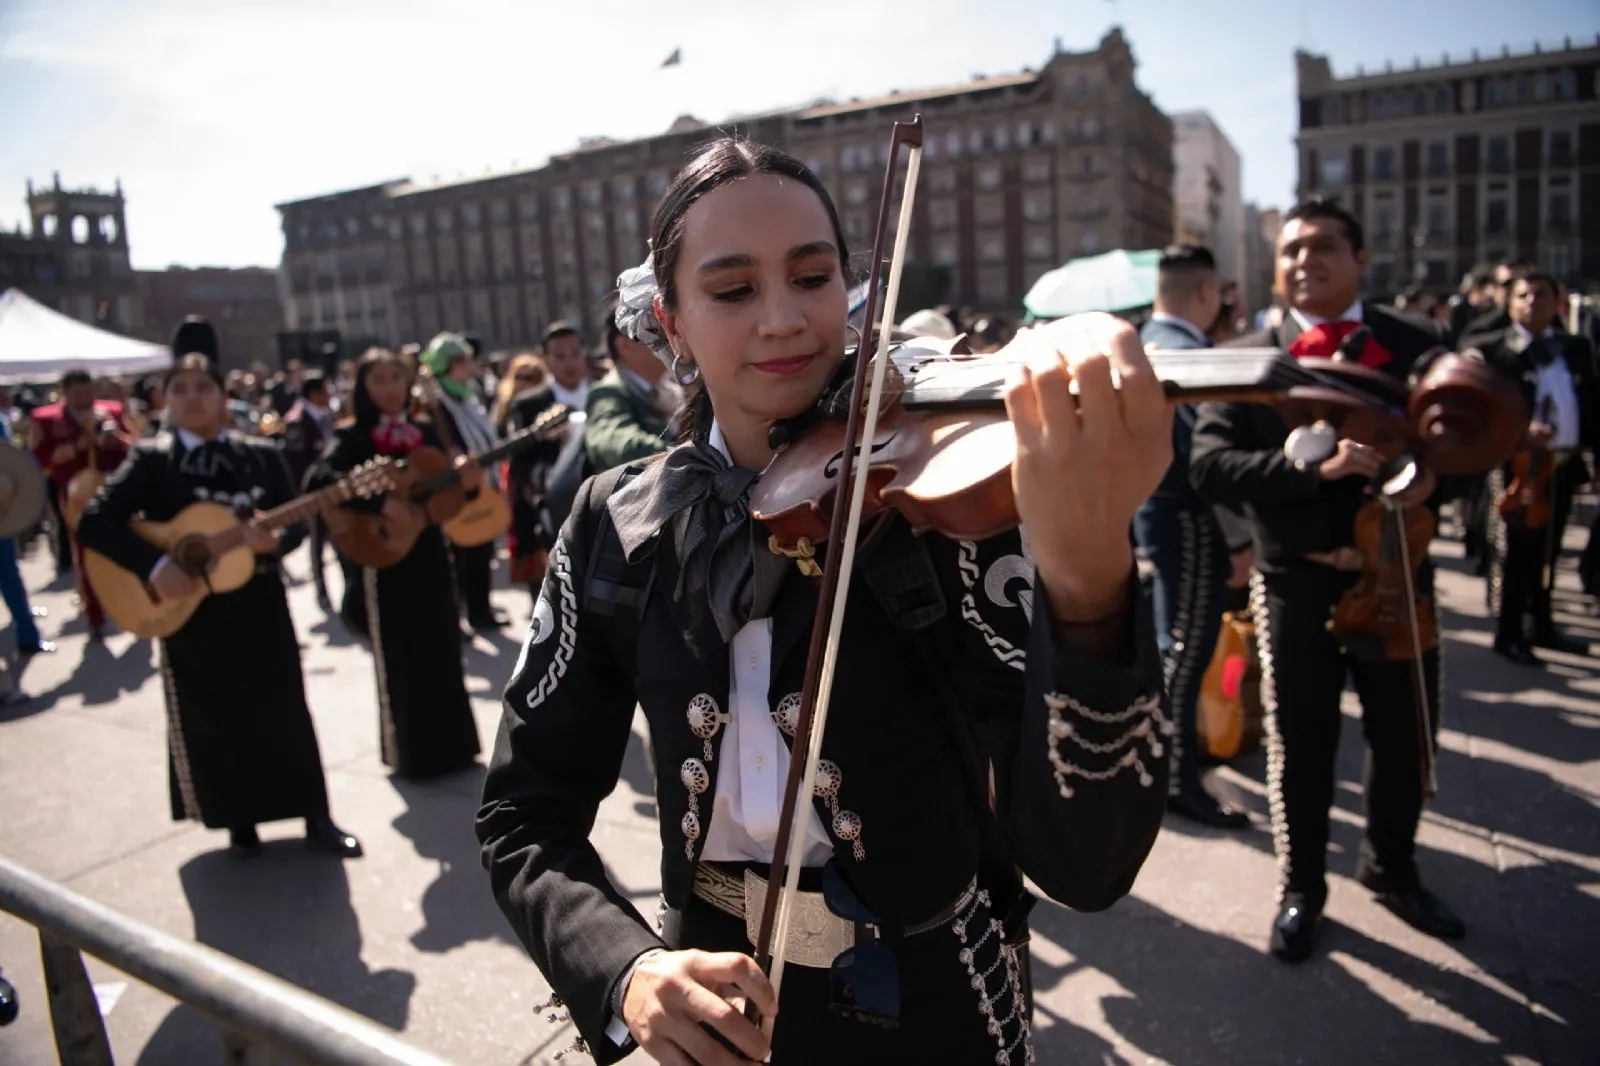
[{"x1": 0, "y1": 0, "x2": 1593, "y2": 271}]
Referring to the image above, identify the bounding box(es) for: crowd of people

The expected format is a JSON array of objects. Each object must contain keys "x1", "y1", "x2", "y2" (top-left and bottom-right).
[{"x1": 0, "y1": 132, "x2": 1594, "y2": 1064}]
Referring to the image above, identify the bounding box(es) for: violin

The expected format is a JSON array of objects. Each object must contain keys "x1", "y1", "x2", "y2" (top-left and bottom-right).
[
  {"x1": 1497, "y1": 395, "x2": 1557, "y2": 531},
  {"x1": 748, "y1": 336, "x2": 1529, "y2": 559}
]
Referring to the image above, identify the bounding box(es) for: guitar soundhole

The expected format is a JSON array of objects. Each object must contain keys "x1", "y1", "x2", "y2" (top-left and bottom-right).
[{"x1": 172, "y1": 537, "x2": 212, "y2": 577}]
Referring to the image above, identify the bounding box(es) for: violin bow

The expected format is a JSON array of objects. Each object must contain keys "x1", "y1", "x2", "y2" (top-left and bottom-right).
[
  {"x1": 746, "y1": 114, "x2": 926, "y2": 1034},
  {"x1": 1382, "y1": 496, "x2": 1439, "y2": 799}
]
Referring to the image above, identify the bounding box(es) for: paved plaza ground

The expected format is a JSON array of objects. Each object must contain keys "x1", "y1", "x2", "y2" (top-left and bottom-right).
[{"x1": 0, "y1": 515, "x2": 1595, "y2": 1065}]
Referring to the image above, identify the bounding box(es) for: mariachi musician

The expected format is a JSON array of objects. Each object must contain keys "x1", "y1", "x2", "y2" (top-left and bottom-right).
[
  {"x1": 27, "y1": 368, "x2": 133, "y2": 639},
  {"x1": 1471, "y1": 270, "x2": 1596, "y2": 663},
  {"x1": 76, "y1": 353, "x2": 361, "y2": 859},
  {"x1": 478, "y1": 138, "x2": 1170, "y2": 1066},
  {"x1": 1189, "y1": 198, "x2": 1506, "y2": 963}
]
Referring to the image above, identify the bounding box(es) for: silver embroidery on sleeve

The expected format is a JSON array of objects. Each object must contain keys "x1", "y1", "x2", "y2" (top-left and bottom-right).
[
  {"x1": 522, "y1": 538, "x2": 577, "y2": 711},
  {"x1": 1043, "y1": 690, "x2": 1170, "y2": 798}
]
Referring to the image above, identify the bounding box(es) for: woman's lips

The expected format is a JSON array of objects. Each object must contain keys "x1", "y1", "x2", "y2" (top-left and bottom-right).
[{"x1": 754, "y1": 353, "x2": 816, "y2": 376}]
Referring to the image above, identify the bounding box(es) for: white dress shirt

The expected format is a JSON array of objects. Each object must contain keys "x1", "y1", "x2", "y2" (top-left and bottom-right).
[
  {"x1": 1290, "y1": 299, "x2": 1363, "y2": 330},
  {"x1": 1517, "y1": 324, "x2": 1581, "y2": 451},
  {"x1": 698, "y1": 420, "x2": 834, "y2": 867},
  {"x1": 551, "y1": 378, "x2": 590, "y2": 411}
]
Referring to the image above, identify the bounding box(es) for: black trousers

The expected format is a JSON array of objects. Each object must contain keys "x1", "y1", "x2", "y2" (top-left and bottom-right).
[
  {"x1": 1459, "y1": 474, "x2": 1490, "y2": 562},
  {"x1": 452, "y1": 539, "x2": 496, "y2": 623},
  {"x1": 307, "y1": 515, "x2": 331, "y2": 602},
  {"x1": 1249, "y1": 565, "x2": 1441, "y2": 912},
  {"x1": 1498, "y1": 521, "x2": 1556, "y2": 643}
]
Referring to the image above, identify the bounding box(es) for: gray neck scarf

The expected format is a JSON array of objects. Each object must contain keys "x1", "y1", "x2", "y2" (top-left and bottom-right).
[{"x1": 607, "y1": 440, "x2": 791, "y2": 644}]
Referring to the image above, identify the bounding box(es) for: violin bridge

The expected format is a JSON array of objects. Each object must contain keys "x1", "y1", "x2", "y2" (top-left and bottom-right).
[{"x1": 769, "y1": 535, "x2": 823, "y2": 578}]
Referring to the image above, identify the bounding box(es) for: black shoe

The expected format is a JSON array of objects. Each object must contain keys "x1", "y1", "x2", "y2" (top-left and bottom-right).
[
  {"x1": 1493, "y1": 638, "x2": 1541, "y2": 666},
  {"x1": 0, "y1": 973, "x2": 17, "y2": 1026},
  {"x1": 228, "y1": 826, "x2": 262, "y2": 858},
  {"x1": 1366, "y1": 883, "x2": 1466, "y2": 940},
  {"x1": 1269, "y1": 894, "x2": 1320, "y2": 963},
  {"x1": 1167, "y1": 785, "x2": 1251, "y2": 829},
  {"x1": 469, "y1": 611, "x2": 508, "y2": 631},
  {"x1": 305, "y1": 817, "x2": 363, "y2": 859},
  {"x1": 17, "y1": 641, "x2": 56, "y2": 657},
  {"x1": 1532, "y1": 631, "x2": 1588, "y2": 656}
]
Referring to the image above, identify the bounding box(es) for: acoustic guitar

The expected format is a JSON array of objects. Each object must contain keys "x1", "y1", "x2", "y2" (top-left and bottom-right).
[
  {"x1": 411, "y1": 371, "x2": 521, "y2": 549},
  {"x1": 328, "y1": 403, "x2": 569, "y2": 569},
  {"x1": 82, "y1": 459, "x2": 393, "y2": 639}
]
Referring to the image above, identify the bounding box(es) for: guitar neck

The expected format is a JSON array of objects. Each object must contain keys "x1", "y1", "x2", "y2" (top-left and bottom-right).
[
  {"x1": 206, "y1": 478, "x2": 371, "y2": 554},
  {"x1": 415, "y1": 419, "x2": 560, "y2": 496}
]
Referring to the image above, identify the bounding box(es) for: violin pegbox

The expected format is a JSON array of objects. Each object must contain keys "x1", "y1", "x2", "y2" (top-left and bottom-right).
[{"x1": 348, "y1": 457, "x2": 397, "y2": 499}]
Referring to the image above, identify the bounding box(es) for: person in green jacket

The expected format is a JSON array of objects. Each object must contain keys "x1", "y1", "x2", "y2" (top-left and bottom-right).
[{"x1": 583, "y1": 301, "x2": 679, "y2": 473}]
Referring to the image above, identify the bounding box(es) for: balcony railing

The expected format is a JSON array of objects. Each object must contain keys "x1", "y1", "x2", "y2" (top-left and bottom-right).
[{"x1": 0, "y1": 856, "x2": 456, "y2": 1066}]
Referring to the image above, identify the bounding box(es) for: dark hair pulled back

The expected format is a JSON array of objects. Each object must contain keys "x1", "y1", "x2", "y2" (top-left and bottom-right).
[{"x1": 649, "y1": 137, "x2": 852, "y2": 442}]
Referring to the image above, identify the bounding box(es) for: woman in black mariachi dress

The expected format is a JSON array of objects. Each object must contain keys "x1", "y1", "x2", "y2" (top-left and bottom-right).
[
  {"x1": 307, "y1": 349, "x2": 480, "y2": 780},
  {"x1": 77, "y1": 353, "x2": 360, "y2": 858},
  {"x1": 477, "y1": 140, "x2": 1173, "y2": 1066}
]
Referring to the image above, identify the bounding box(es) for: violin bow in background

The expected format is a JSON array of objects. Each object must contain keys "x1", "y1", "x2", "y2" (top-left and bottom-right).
[{"x1": 746, "y1": 114, "x2": 926, "y2": 1035}]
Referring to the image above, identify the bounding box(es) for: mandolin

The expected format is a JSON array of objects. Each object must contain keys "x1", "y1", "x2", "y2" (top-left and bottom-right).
[
  {"x1": 328, "y1": 403, "x2": 569, "y2": 569},
  {"x1": 82, "y1": 459, "x2": 394, "y2": 639}
]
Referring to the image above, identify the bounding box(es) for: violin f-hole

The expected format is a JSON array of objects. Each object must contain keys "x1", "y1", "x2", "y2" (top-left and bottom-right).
[{"x1": 823, "y1": 431, "x2": 898, "y2": 480}]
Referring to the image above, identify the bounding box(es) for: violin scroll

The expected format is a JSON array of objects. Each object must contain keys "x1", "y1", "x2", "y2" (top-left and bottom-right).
[{"x1": 1406, "y1": 350, "x2": 1528, "y2": 476}]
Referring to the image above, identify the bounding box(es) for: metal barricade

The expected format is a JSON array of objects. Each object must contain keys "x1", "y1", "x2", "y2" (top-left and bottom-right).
[{"x1": 0, "y1": 856, "x2": 456, "y2": 1065}]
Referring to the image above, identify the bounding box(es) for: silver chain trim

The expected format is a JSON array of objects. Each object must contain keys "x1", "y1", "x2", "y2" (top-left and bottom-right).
[{"x1": 1043, "y1": 690, "x2": 1170, "y2": 798}]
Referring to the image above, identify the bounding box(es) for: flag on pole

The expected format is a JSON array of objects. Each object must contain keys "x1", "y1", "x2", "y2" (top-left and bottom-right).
[{"x1": 661, "y1": 47, "x2": 682, "y2": 67}]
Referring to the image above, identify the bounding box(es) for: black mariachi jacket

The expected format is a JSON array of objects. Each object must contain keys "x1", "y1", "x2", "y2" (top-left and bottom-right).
[
  {"x1": 1464, "y1": 324, "x2": 1597, "y2": 493},
  {"x1": 77, "y1": 431, "x2": 306, "y2": 581},
  {"x1": 1187, "y1": 304, "x2": 1482, "y2": 573},
  {"x1": 477, "y1": 462, "x2": 1170, "y2": 1063}
]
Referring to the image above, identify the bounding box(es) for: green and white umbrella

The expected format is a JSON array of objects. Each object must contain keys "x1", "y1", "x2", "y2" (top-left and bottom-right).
[{"x1": 1023, "y1": 249, "x2": 1161, "y2": 319}]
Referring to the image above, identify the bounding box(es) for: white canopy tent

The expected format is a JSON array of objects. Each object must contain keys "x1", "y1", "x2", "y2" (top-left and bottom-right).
[{"x1": 0, "y1": 288, "x2": 171, "y2": 385}]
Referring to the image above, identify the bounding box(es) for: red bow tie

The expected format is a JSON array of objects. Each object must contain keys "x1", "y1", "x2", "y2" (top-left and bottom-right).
[{"x1": 1287, "y1": 320, "x2": 1392, "y2": 368}]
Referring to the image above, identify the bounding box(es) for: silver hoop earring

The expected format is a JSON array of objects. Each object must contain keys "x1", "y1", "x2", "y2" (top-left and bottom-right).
[
  {"x1": 670, "y1": 351, "x2": 700, "y2": 386},
  {"x1": 845, "y1": 324, "x2": 863, "y2": 355}
]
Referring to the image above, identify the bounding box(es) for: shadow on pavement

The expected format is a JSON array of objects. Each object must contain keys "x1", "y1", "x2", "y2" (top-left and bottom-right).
[
  {"x1": 137, "y1": 847, "x2": 416, "y2": 1063},
  {"x1": 389, "y1": 771, "x2": 521, "y2": 956}
]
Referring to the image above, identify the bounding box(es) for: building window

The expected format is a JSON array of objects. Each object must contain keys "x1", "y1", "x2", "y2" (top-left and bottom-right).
[
  {"x1": 1040, "y1": 119, "x2": 1056, "y2": 143},
  {"x1": 930, "y1": 200, "x2": 958, "y2": 229},
  {"x1": 434, "y1": 208, "x2": 453, "y2": 233},
  {"x1": 1022, "y1": 191, "x2": 1052, "y2": 222},
  {"x1": 1016, "y1": 120, "x2": 1035, "y2": 146},
  {"x1": 463, "y1": 205, "x2": 481, "y2": 228},
  {"x1": 1326, "y1": 97, "x2": 1343, "y2": 123},
  {"x1": 1080, "y1": 116, "x2": 1101, "y2": 138},
  {"x1": 845, "y1": 214, "x2": 867, "y2": 240},
  {"x1": 1486, "y1": 136, "x2": 1510, "y2": 174},
  {"x1": 1485, "y1": 199, "x2": 1509, "y2": 235},
  {"x1": 930, "y1": 168, "x2": 957, "y2": 194},
  {"x1": 977, "y1": 164, "x2": 1001, "y2": 190},
  {"x1": 553, "y1": 188, "x2": 571, "y2": 212},
  {"x1": 1320, "y1": 154, "x2": 1346, "y2": 187},
  {"x1": 1550, "y1": 130, "x2": 1573, "y2": 167},
  {"x1": 1373, "y1": 146, "x2": 1397, "y2": 182},
  {"x1": 978, "y1": 267, "x2": 1007, "y2": 303},
  {"x1": 968, "y1": 128, "x2": 985, "y2": 154},
  {"x1": 613, "y1": 179, "x2": 634, "y2": 202},
  {"x1": 586, "y1": 214, "x2": 605, "y2": 238},
  {"x1": 1433, "y1": 86, "x2": 1452, "y2": 113},
  {"x1": 980, "y1": 235, "x2": 1004, "y2": 262},
  {"x1": 1426, "y1": 142, "x2": 1448, "y2": 177},
  {"x1": 1027, "y1": 232, "x2": 1052, "y2": 259},
  {"x1": 1549, "y1": 191, "x2": 1571, "y2": 230},
  {"x1": 1079, "y1": 230, "x2": 1100, "y2": 253},
  {"x1": 845, "y1": 182, "x2": 869, "y2": 205},
  {"x1": 945, "y1": 130, "x2": 963, "y2": 157},
  {"x1": 649, "y1": 171, "x2": 669, "y2": 196},
  {"x1": 933, "y1": 239, "x2": 959, "y2": 266},
  {"x1": 1374, "y1": 202, "x2": 1396, "y2": 244},
  {"x1": 490, "y1": 200, "x2": 509, "y2": 225},
  {"x1": 1555, "y1": 69, "x2": 1576, "y2": 100},
  {"x1": 992, "y1": 124, "x2": 1009, "y2": 150},
  {"x1": 1549, "y1": 243, "x2": 1572, "y2": 277},
  {"x1": 976, "y1": 196, "x2": 1005, "y2": 225},
  {"x1": 582, "y1": 183, "x2": 603, "y2": 207},
  {"x1": 1425, "y1": 199, "x2": 1449, "y2": 235},
  {"x1": 520, "y1": 197, "x2": 539, "y2": 221}
]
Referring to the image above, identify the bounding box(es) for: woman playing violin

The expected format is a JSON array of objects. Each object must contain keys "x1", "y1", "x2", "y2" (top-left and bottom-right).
[
  {"x1": 307, "y1": 348, "x2": 481, "y2": 780},
  {"x1": 77, "y1": 352, "x2": 361, "y2": 859},
  {"x1": 477, "y1": 138, "x2": 1172, "y2": 1066}
]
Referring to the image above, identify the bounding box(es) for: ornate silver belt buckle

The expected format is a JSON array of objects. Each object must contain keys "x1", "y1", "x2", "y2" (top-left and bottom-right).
[{"x1": 742, "y1": 868, "x2": 853, "y2": 969}]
